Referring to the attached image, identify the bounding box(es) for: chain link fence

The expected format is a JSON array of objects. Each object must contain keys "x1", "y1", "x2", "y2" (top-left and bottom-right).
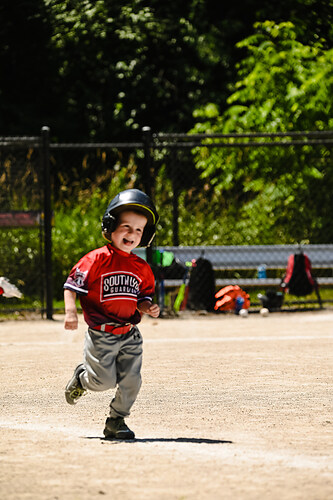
[
  {"x1": 1, "y1": 127, "x2": 332, "y2": 317},
  {"x1": 0, "y1": 131, "x2": 49, "y2": 315}
]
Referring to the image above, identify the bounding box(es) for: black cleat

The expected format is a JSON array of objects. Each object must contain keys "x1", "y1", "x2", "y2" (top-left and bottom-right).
[
  {"x1": 103, "y1": 417, "x2": 135, "y2": 440},
  {"x1": 65, "y1": 364, "x2": 86, "y2": 405}
]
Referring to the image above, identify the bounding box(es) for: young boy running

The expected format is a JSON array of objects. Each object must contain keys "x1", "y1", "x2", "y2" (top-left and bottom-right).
[{"x1": 64, "y1": 189, "x2": 160, "y2": 439}]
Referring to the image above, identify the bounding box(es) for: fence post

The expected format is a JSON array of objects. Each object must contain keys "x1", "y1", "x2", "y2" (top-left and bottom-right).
[
  {"x1": 41, "y1": 126, "x2": 53, "y2": 320},
  {"x1": 142, "y1": 126, "x2": 153, "y2": 263},
  {"x1": 142, "y1": 126, "x2": 152, "y2": 198},
  {"x1": 171, "y1": 149, "x2": 179, "y2": 246}
]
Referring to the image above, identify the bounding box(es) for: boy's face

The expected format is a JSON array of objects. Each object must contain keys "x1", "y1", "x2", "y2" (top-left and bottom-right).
[{"x1": 111, "y1": 210, "x2": 147, "y2": 253}]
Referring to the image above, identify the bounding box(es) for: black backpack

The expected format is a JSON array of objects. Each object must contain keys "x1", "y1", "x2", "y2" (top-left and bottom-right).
[
  {"x1": 187, "y1": 257, "x2": 216, "y2": 311},
  {"x1": 282, "y1": 252, "x2": 314, "y2": 296}
]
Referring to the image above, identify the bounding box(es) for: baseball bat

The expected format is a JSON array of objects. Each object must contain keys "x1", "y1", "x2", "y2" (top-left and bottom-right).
[{"x1": 173, "y1": 282, "x2": 186, "y2": 312}]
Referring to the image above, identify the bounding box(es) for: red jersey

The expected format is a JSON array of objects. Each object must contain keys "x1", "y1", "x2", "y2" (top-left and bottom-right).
[{"x1": 64, "y1": 244, "x2": 155, "y2": 329}]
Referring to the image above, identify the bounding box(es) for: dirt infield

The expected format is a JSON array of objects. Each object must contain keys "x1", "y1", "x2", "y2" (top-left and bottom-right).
[{"x1": 0, "y1": 310, "x2": 332, "y2": 500}]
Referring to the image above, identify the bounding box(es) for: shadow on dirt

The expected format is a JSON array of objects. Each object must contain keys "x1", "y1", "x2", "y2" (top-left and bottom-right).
[{"x1": 87, "y1": 436, "x2": 233, "y2": 444}]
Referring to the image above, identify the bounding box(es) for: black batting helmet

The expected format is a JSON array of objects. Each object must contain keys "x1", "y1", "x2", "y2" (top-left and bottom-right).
[{"x1": 102, "y1": 189, "x2": 159, "y2": 247}]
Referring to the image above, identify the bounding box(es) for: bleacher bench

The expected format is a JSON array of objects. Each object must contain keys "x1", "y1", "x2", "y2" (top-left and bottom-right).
[{"x1": 152, "y1": 244, "x2": 333, "y2": 288}]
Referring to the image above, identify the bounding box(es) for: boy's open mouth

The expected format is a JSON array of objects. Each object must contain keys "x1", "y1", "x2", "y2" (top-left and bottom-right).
[{"x1": 123, "y1": 238, "x2": 133, "y2": 245}]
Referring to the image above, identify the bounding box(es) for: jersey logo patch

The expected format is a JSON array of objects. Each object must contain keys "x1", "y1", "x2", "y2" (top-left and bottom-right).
[
  {"x1": 74, "y1": 267, "x2": 88, "y2": 287},
  {"x1": 101, "y1": 272, "x2": 141, "y2": 301}
]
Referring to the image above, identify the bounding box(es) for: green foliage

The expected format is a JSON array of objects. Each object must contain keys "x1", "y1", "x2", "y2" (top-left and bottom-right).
[
  {"x1": 224, "y1": 21, "x2": 333, "y2": 132},
  {"x1": 191, "y1": 21, "x2": 333, "y2": 244},
  {"x1": 154, "y1": 164, "x2": 249, "y2": 246},
  {"x1": 41, "y1": 0, "x2": 232, "y2": 140},
  {"x1": 1, "y1": 1, "x2": 333, "y2": 139}
]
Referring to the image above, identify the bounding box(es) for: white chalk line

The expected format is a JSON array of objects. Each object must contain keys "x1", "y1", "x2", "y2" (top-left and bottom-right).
[{"x1": 0, "y1": 419, "x2": 331, "y2": 472}]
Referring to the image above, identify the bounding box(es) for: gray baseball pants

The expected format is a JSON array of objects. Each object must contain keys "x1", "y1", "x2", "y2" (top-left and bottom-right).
[{"x1": 78, "y1": 326, "x2": 143, "y2": 419}]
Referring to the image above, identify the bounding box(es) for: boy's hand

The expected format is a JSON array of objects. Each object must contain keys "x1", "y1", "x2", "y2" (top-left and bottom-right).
[
  {"x1": 146, "y1": 303, "x2": 160, "y2": 318},
  {"x1": 64, "y1": 310, "x2": 78, "y2": 330},
  {"x1": 138, "y1": 300, "x2": 160, "y2": 318}
]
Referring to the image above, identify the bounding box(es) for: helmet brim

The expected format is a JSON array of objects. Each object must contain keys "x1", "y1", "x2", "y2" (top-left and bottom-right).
[{"x1": 111, "y1": 203, "x2": 157, "y2": 225}]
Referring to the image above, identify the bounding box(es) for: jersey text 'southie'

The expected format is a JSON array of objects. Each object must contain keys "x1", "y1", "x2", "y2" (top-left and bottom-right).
[{"x1": 64, "y1": 244, "x2": 155, "y2": 329}]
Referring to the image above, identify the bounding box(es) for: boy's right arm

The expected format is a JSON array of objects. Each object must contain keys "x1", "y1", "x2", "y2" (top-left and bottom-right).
[{"x1": 64, "y1": 289, "x2": 79, "y2": 330}]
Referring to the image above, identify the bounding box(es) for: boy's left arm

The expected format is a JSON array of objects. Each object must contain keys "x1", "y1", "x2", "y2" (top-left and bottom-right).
[{"x1": 138, "y1": 300, "x2": 160, "y2": 318}]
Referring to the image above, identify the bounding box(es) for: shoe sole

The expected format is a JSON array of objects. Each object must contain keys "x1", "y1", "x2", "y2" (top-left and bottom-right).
[
  {"x1": 65, "y1": 387, "x2": 86, "y2": 405},
  {"x1": 103, "y1": 429, "x2": 135, "y2": 440},
  {"x1": 65, "y1": 365, "x2": 86, "y2": 405}
]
